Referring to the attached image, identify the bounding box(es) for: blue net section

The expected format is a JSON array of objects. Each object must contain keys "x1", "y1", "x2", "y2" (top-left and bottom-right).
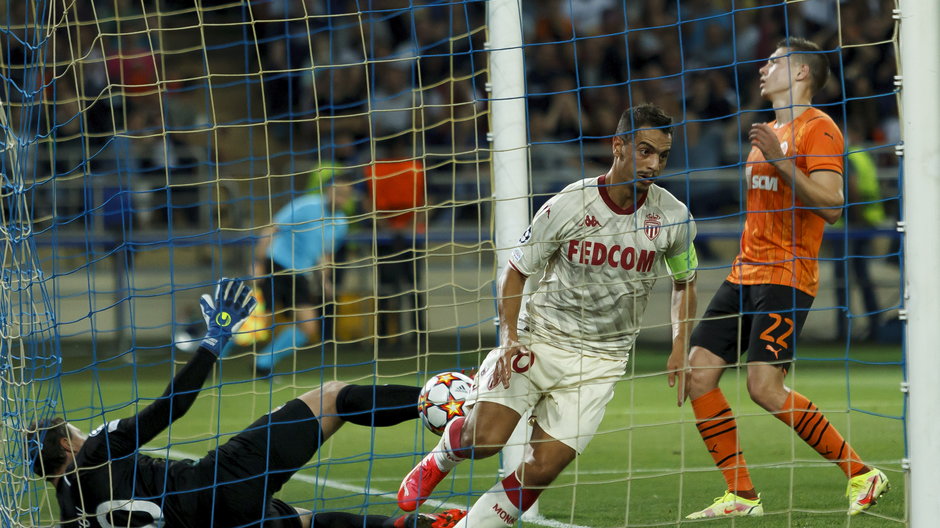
[
  {"x1": 0, "y1": 0, "x2": 904, "y2": 526},
  {"x1": 1, "y1": 2, "x2": 63, "y2": 525}
]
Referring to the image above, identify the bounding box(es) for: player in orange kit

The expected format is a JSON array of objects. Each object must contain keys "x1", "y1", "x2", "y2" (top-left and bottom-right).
[{"x1": 683, "y1": 38, "x2": 889, "y2": 519}]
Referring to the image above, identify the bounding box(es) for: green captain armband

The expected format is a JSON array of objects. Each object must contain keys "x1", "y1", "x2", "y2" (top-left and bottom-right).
[{"x1": 665, "y1": 244, "x2": 699, "y2": 282}]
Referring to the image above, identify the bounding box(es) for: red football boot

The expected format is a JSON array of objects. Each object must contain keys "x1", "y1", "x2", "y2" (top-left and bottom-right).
[{"x1": 397, "y1": 452, "x2": 450, "y2": 512}]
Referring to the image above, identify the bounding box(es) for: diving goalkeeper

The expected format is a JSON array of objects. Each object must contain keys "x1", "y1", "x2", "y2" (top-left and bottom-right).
[{"x1": 29, "y1": 278, "x2": 464, "y2": 528}]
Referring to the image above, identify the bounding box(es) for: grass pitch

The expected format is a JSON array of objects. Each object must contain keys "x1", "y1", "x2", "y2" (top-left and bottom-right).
[{"x1": 49, "y1": 341, "x2": 905, "y2": 527}]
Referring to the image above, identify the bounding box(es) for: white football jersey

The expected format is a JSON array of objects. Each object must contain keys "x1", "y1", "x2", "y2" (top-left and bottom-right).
[{"x1": 509, "y1": 175, "x2": 696, "y2": 358}]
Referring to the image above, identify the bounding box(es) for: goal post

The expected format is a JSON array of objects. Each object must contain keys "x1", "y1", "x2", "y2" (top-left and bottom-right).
[
  {"x1": 489, "y1": 0, "x2": 530, "y2": 270},
  {"x1": 899, "y1": 0, "x2": 940, "y2": 525},
  {"x1": 487, "y1": 0, "x2": 537, "y2": 517}
]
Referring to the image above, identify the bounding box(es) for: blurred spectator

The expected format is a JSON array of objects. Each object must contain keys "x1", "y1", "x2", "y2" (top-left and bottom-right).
[
  {"x1": 525, "y1": 42, "x2": 566, "y2": 116},
  {"x1": 525, "y1": 0, "x2": 572, "y2": 43},
  {"x1": 256, "y1": 1, "x2": 321, "y2": 143},
  {"x1": 830, "y1": 127, "x2": 885, "y2": 341},
  {"x1": 261, "y1": 39, "x2": 303, "y2": 141},
  {"x1": 583, "y1": 85, "x2": 624, "y2": 142},
  {"x1": 250, "y1": 178, "x2": 354, "y2": 376},
  {"x1": 683, "y1": 1, "x2": 734, "y2": 69},
  {"x1": 576, "y1": 36, "x2": 606, "y2": 90},
  {"x1": 370, "y1": 61, "x2": 416, "y2": 138},
  {"x1": 797, "y1": 0, "x2": 840, "y2": 42},
  {"x1": 364, "y1": 136, "x2": 427, "y2": 345},
  {"x1": 307, "y1": 55, "x2": 370, "y2": 139},
  {"x1": 701, "y1": 24, "x2": 735, "y2": 68},
  {"x1": 732, "y1": 9, "x2": 762, "y2": 63},
  {"x1": 660, "y1": 110, "x2": 736, "y2": 262},
  {"x1": 566, "y1": 0, "x2": 619, "y2": 36},
  {"x1": 303, "y1": 133, "x2": 365, "y2": 341},
  {"x1": 76, "y1": 24, "x2": 115, "y2": 139},
  {"x1": 598, "y1": 23, "x2": 628, "y2": 86},
  {"x1": 125, "y1": 109, "x2": 203, "y2": 229},
  {"x1": 537, "y1": 76, "x2": 588, "y2": 142},
  {"x1": 422, "y1": 78, "x2": 485, "y2": 150},
  {"x1": 633, "y1": 63, "x2": 681, "y2": 110},
  {"x1": 411, "y1": 9, "x2": 455, "y2": 86}
]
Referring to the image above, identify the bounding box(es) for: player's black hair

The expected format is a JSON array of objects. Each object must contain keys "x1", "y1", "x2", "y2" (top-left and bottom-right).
[
  {"x1": 615, "y1": 103, "x2": 673, "y2": 138},
  {"x1": 776, "y1": 37, "x2": 830, "y2": 96},
  {"x1": 27, "y1": 417, "x2": 70, "y2": 478}
]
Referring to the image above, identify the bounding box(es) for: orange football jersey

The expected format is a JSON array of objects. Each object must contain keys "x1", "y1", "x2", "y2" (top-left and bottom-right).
[
  {"x1": 365, "y1": 158, "x2": 427, "y2": 232},
  {"x1": 728, "y1": 107, "x2": 844, "y2": 296}
]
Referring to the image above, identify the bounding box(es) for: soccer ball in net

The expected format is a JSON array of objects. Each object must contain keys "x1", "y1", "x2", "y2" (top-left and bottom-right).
[{"x1": 418, "y1": 372, "x2": 473, "y2": 435}]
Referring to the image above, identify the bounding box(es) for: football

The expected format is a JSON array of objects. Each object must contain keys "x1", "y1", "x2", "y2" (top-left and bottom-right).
[
  {"x1": 232, "y1": 288, "x2": 271, "y2": 347},
  {"x1": 418, "y1": 372, "x2": 473, "y2": 435}
]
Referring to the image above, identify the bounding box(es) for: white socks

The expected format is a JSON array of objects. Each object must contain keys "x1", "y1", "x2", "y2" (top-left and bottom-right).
[
  {"x1": 453, "y1": 479, "x2": 522, "y2": 528},
  {"x1": 432, "y1": 417, "x2": 466, "y2": 472}
]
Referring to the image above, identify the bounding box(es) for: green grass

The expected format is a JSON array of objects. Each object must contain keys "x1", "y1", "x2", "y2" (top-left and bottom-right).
[{"x1": 46, "y1": 342, "x2": 906, "y2": 527}]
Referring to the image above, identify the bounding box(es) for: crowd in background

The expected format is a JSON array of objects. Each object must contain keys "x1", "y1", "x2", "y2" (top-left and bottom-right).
[
  {"x1": 0, "y1": 0, "x2": 900, "y2": 343},
  {"x1": 9, "y1": 0, "x2": 898, "y2": 230},
  {"x1": 248, "y1": 0, "x2": 899, "y2": 222}
]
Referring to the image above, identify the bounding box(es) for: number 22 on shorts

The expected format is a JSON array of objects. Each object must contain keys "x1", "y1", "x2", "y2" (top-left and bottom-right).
[{"x1": 760, "y1": 313, "x2": 794, "y2": 359}]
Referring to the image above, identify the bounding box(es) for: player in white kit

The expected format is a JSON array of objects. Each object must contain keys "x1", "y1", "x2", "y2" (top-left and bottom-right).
[{"x1": 397, "y1": 103, "x2": 699, "y2": 527}]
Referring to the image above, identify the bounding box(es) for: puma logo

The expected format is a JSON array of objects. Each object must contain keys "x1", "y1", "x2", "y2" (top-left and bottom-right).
[{"x1": 765, "y1": 344, "x2": 782, "y2": 359}]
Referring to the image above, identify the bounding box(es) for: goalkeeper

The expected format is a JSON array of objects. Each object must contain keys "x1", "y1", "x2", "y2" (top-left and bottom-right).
[{"x1": 29, "y1": 278, "x2": 464, "y2": 528}]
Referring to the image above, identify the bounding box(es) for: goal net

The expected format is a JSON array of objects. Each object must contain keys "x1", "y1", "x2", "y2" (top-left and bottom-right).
[{"x1": 1, "y1": 1, "x2": 907, "y2": 526}]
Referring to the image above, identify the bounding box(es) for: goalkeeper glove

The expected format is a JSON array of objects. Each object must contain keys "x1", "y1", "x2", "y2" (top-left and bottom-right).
[{"x1": 199, "y1": 277, "x2": 258, "y2": 356}]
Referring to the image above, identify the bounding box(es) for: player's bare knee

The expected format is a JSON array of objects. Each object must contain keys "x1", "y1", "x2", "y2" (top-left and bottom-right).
[
  {"x1": 748, "y1": 391, "x2": 783, "y2": 412},
  {"x1": 295, "y1": 508, "x2": 312, "y2": 528},
  {"x1": 519, "y1": 465, "x2": 557, "y2": 488},
  {"x1": 746, "y1": 365, "x2": 788, "y2": 411},
  {"x1": 746, "y1": 379, "x2": 785, "y2": 412},
  {"x1": 298, "y1": 381, "x2": 348, "y2": 417},
  {"x1": 321, "y1": 380, "x2": 348, "y2": 413},
  {"x1": 687, "y1": 347, "x2": 724, "y2": 398},
  {"x1": 519, "y1": 451, "x2": 571, "y2": 488},
  {"x1": 687, "y1": 368, "x2": 718, "y2": 398},
  {"x1": 469, "y1": 444, "x2": 501, "y2": 459},
  {"x1": 459, "y1": 428, "x2": 502, "y2": 458}
]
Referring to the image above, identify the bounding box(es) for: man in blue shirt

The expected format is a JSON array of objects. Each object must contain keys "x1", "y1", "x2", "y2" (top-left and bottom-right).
[{"x1": 251, "y1": 178, "x2": 353, "y2": 375}]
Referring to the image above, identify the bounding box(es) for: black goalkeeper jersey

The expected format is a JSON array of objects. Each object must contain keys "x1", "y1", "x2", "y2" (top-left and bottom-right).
[{"x1": 55, "y1": 348, "x2": 219, "y2": 528}]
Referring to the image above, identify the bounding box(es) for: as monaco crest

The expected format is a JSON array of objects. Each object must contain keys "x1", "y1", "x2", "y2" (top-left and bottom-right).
[{"x1": 644, "y1": 213, "x2": 662, "y2": 240}]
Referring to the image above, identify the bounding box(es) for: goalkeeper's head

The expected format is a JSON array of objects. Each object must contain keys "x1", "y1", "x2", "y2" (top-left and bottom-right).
[{"x1": 27, "y1": 417, "x2": 85, "y2": 481}]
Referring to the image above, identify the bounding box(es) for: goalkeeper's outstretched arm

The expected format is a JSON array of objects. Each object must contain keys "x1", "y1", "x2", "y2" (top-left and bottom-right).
[{"x1": 87, "y1": 278, "x2": 259, "y2": 460}]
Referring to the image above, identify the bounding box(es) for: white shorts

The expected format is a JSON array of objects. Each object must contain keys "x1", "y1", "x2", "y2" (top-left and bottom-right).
[{"x1": 468, "y1": 341, "x2": 627, "y2": 453}]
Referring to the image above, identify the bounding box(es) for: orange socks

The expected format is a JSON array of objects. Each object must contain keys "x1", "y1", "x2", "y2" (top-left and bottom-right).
[
  {"x1": 691, "y1": 388, "x2": 755, "y2": 497},
  {"x1": 693, "y1": 388, "x2": 868, "y2": 495},
  {"x1": 774, "y1": 391, "x2": 868, "y2": 478}
]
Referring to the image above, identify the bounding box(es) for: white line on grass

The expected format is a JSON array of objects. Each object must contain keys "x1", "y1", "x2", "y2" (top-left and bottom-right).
[
  {"x1": 354, "y1": 458, "x2": 904, "y2": 483},
  {"x1": 166, "y1": 449, "x2": 592, "y2": 528}
]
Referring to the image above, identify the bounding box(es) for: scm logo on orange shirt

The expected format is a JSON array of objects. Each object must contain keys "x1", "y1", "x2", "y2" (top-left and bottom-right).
[
  {"x1": 566, "y1": 239, "x2": 656, "y2": 272},
  {"x1": 747, "y1": 166, "x2": 779, "y2": 191}
]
